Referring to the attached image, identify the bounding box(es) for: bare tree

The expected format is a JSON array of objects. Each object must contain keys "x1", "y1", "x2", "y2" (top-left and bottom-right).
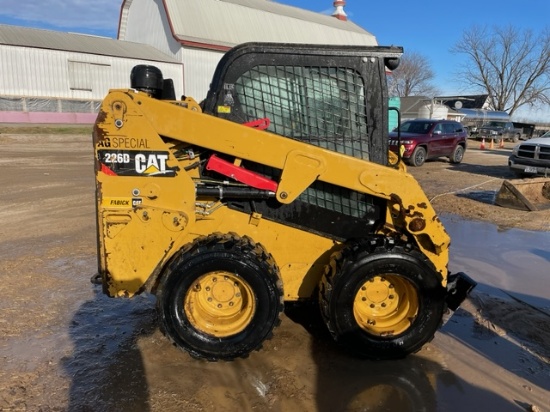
[
  {"x1": 452, "y1": 25, "x2": 550, "y2": 115},
  {"x1": 387, "y1": 51, "x2": 440, "y2": 97}
]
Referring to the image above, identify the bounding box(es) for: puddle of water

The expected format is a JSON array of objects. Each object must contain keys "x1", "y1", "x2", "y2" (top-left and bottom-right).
[
  {"x1": 7, "y1": 212, "x2": 547, "y2": 410},
  {"x1": 61, "y1": 289, "x2": 157, "y2": 411},
  {"x1": 458, "y1": 190, "x2": 497, "y2": 204},
  {"x1": 442, "y1": 214, "x2": 550, "y2": 313}
]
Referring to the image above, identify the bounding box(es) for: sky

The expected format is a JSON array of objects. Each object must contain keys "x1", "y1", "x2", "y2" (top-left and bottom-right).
[{"x1": 1, "y1": 0, "x2": 549, "y2": 120}]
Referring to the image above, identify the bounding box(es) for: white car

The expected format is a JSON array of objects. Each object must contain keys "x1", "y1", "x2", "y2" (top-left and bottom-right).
[{"x1": 508, "y1": 131, "x2": 550, "y2": 176}]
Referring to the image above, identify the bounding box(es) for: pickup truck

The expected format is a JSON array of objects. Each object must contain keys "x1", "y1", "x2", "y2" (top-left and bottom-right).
[{"x1": 477, "y1": 121, "x2": 522, "y2": 142}]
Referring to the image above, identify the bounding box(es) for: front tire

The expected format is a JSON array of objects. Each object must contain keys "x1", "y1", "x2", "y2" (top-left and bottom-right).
[
  {"x1": 409, "y1": 146, "x2": 426, "y2": 167},
  {"x1": 319, "y1": 237, "x2": 446, "y2": 360},
  {"x1": 157, "y1": 233, "x2": 283, "y2": 361}
]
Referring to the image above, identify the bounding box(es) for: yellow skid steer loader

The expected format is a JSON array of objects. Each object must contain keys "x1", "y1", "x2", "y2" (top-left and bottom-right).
[{"x1": 93, "y1": 43, "x2": 476, "y2": 361}]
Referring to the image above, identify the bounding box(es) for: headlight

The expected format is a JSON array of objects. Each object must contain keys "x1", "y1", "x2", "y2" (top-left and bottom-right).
[
  {"x1": 491, "y1": 130, "x2": 498, "y2": 135},
  {"x1": 512, "y1": 145, "x2": 519, "y2": 155}
]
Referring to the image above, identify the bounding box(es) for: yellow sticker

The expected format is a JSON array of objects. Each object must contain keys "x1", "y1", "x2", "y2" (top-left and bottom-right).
[
  {"x1": 103, "y1": 197, "x2": 132, "y2": 208},
  {"x1": 217, "y1": 106, "x2": 231, "y2": 114}
]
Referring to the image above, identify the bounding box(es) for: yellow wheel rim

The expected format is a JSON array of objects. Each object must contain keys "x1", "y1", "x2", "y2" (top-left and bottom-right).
[
  {"x1": 353, "y1": 275, "x2": 419, "y2": 336},
  {"x1": 184, "y1": 271, "x2": 255, "y2": 338}
]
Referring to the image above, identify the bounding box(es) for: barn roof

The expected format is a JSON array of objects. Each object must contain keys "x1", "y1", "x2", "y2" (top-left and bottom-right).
[
  {"x1": 0, "y1": 24, "x2": 179, "y2": 63},
  {"x1": 121, "y1": 0, "x2": 377, "y2": 50}
]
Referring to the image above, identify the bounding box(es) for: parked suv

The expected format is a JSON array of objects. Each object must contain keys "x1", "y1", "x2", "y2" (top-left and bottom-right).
[{"x1": 389, "y1": 119, "x2": 468, "y2": 167}]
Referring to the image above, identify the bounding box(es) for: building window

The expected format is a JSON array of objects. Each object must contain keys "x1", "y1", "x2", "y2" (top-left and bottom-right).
[{"x1": 68, "y1": 61, "x2": 110, "y2": 91}]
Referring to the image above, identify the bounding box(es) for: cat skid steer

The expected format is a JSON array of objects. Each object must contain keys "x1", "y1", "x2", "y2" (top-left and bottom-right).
[{"x1": 93, "y1": 43, "x2": 476, "y2": 361}]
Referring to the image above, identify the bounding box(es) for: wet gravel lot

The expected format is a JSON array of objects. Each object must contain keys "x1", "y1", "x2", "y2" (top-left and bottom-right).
[{"x1": 0, "y1": 132, "x2": 548, "y2": 411}]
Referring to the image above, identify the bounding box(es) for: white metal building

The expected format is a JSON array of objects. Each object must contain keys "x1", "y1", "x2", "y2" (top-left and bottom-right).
[
  {"x1": 0, "y1": 0, "x2": 378, "y2": 123},
  {"x1": 119, "y1": 0, "x2": 378, "y2": 100},
  {"x1": 0, "y1": 24, "x2": 182, "y2": 123}
]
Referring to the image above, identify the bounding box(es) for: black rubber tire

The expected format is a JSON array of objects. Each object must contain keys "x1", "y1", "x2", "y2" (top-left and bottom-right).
[
  {"x1": 156, "y1": 233, "x2": 283, "y2": 361},
  {"x1": 409, "y1": 146, "x2": 426, "y2": 167},
  {"x1": 319, "y1": 237, "x2": 446, "y2": 360},
  {"x1": 449, "y1": 145, "x2": 465, "y2": 164}
]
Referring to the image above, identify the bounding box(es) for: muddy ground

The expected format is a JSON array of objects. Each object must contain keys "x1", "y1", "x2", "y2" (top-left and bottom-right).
[
  {"x1": 409, "y1": 142, "x2": 550, "y2": 232},
  {"x1": 0, "y1": 131, "x2": 548, "y2": 411}
]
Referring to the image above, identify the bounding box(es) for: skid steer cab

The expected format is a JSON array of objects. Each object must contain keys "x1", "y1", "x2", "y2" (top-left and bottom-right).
[{"x1": 93, "y1": 42, "x2": 476, "y2": 361}]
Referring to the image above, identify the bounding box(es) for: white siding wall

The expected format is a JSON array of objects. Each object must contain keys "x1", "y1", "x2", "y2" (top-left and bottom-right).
[
  {"x1": 118, "y1": 0, "x2": 134, "y2": 40},
  {"x1": 1, "y1": 46, "x2": 67, "y2": 97},
  {"x1": 181, "y1": 48, "x2": 224, "y2": 101},
  {"x1": 122, "y1": 0, "x2": 182, "y2": 59},
  {"x1": 0, "y1": 44, "x2": 183, "y2": 99},
  {"x1": 121, "y1": 0, "x2": 221, "y2": 100}
]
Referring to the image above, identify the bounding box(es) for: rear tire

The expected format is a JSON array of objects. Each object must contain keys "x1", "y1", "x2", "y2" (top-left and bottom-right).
[
  {"x1": 409, "y1": 146, "x2": 426, "y2": 167},
  {"x1": 157, "y1": 233, "x2": 283, "y2": 361},
  {"x1": 319, "y1": 237, "x2": 446, "y2": 360},
  {"x1": 449, "y1": 145, "x2": 465, "y2": 164}
]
